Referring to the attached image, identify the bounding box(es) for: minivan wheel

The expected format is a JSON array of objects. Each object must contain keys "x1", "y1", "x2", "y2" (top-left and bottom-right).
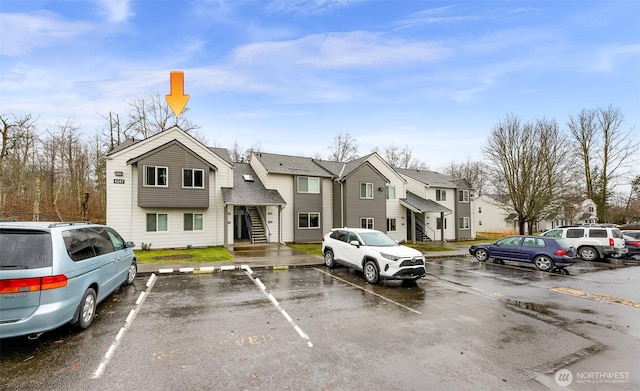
[
  {"x1": 363, "y1": 260, "x2": 380, "y2": 284},
  {"x1": 125, "y1": 261, "x2": 137, "y2": 285},
  {"x1": 579, "y1": 246, "x2": 598, "y2": 261},
  {"x1": 324, "y1": 250, "x2": 335, "y2": 268},
  {"x1": 534, "y1": 255, "x2": 554, "y2": 271},
  {"x1": 76, "y1": 288, "x2": 97, "y2": 329}
]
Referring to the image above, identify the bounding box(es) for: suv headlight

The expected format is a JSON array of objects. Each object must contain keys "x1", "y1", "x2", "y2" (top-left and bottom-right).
[{"x1": 380, "y1": 252, "x2": 400, "y2": 261}]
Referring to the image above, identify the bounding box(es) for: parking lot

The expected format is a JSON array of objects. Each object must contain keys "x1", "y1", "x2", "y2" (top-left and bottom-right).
[{"x1": 1, "y1": 256, "x2": 638, "y2": 390}]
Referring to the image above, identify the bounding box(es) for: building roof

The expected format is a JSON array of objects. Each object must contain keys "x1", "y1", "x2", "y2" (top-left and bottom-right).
[
  {"x1": 400, "y1": 191, "x2": 452, "y2": 214},
  {"x1": 396, "y1": 168, "x2": 457, "y2": 188},
  {"x1": 252, "y1": 152, "x2": 334, "y2": 177},
  {"x1": 221, "y1": 163, "x2": 286, "y2": 206}
]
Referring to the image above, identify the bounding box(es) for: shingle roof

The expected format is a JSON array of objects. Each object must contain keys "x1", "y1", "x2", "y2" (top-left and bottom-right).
[
  {"x1": 397, "y1": 168, "x2": 457, "y2": 188},
  {"x1": 400, "y1": 191, "x2": 452, "y2": 214},
  {"x1": 252, "y1": 152, "x2": 334, "y2": 177},
  {"x1": 221, "y1": 163, "x2": 286, "y2": 206}
]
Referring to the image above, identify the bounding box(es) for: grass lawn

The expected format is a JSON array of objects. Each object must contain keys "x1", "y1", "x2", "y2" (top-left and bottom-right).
[
  {"x1": 287, "y1": 243, "x2": 323, "y2": 257},
  {"x1": 135, "y1": 246, "x2": 233, "y2": 264}
]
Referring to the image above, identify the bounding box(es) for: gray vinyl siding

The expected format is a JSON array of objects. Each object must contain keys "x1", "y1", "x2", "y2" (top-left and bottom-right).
[
  {"x1": 455, "y1": 182, "x2": 472, "y2": 240},
  {"x1": 137, "y1": 144, "x2": 210, "y2": 208},
  {"x1": 332, "y1": 182, "x2": 342, "y2": 228},
  {"x1": 293, "y1": 176, "x2": 323, "y2": 242},
  {"x1": 342, "y1": 165, "x2": 387, "y2": 231}
]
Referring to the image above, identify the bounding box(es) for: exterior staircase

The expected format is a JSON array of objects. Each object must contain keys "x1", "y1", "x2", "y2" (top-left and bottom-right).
[{"x1": 247, "y1": 207, "x2": 268, "y2": 244}]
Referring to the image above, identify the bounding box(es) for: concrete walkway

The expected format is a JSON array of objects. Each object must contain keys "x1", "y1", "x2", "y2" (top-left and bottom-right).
[{"x1": 137, "y1": 242, "x2": 471, "y2": 275}]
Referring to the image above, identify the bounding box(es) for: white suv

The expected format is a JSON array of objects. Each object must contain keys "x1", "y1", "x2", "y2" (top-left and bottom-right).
[
  {"x1": 541, "y1": 225, "x2": 627, "y2": 261},
  {"x1": 321, "y1": 228, "x2": 426, "y2": 284}
]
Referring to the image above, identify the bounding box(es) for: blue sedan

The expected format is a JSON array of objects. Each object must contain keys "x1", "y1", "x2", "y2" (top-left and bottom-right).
[{"x1": 469, "y1": 235, "x2": 579, "y2": 271}]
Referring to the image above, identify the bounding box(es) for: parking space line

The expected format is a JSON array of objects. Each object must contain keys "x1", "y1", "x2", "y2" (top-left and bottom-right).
[
  {"x1": 427, "y1": 260, "x2": 595, "y2": 282},
  {"x1": 313, "y1": 268, "x2": 422, "y2": 315},
  {"x1": 92, "y1": 273, "x2": 158, "y2": 379},
  {"x1": 245, "y1": 273, "x2": 313, "y2": 348},
  {"x1": 550, "y1": 287, "x2": 640, "y2": 309}
]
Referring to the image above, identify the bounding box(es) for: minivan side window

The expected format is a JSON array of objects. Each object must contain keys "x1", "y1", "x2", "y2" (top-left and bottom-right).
[
  {"x1": 63, "y1": 230, "x2": 96, "y2": 261},
  {"x1": 106, "y1": 228, "x2": 126, "y2": 251},
  {"x1": 85, "y1": 227, "x2": 115, "y2": 256},
  {"x1": 566, "y1": 229, "x2": 584, "y2": 238}
]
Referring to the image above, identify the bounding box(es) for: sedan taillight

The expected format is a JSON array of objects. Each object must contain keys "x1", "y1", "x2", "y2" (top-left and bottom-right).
[{"x1": 629, "y1": 241, "x2": 640, "y2": 247}]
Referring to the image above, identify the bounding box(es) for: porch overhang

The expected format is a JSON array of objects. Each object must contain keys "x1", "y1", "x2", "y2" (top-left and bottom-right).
[{"x1": 400, "y1": 191, "x2": 451, "y2": 214}]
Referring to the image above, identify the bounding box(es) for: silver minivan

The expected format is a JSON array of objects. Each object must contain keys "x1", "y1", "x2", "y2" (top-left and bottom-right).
[{"x1": 0, "y1": 222, "x2": 137, "y2": 339}]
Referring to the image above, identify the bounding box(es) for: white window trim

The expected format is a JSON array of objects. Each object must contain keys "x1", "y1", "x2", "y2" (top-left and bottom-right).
[
  {"x1": 146, "y1": 213, "x2": 168, "y2": 232},
  {"x1": 298, "y1": 212, "x2": 320, "y2": 229},
  {"x1": 361, "y1": 217, "x2": 374, "y2": 229},
  {"x1": 360, "y1": 183, "x2": 374, "y2": 199},
  {"x1": 184, "y1": 213, "x2": 204, "y2": 231},
  {"x1": 297, "y1": 177, "x2": 320, "y2": 194},
  {"x1": 387, "y1": 218, "x2": 397, "y2": 232},
  {"x1": 143, "y1": 165, "x2": 168, "y2": 187},
  {"x1": 182, "y1": 168, "x2": 205, "y2": 189},
  {"x1": 386, "y1": 185, "x2": 396, "y2": 200},
  {"x1": 458, "y1": 190, "x2": 469, "y2": 203},
  {"x1": 459, "y1": 217, "x2": 470, "y2": 230},
  {"x1": 436, "y1": 189, "x2": 446, "y2": 202}
]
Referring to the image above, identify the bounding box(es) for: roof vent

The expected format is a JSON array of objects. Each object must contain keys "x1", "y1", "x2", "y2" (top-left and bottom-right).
[{"x1": 243, "y1": 174, "x2": 254, "y2": 182}]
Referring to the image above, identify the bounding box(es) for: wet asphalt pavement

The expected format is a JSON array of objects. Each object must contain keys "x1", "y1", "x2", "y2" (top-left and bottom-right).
[{"x1": 1, "y1": 255, "x2": 638, "y2": 391}]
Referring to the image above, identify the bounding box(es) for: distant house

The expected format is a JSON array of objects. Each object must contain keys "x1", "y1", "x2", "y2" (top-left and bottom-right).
[
  {"x1": 106, "y1": 126, "x2": 476, "y2": 248},
  {"x1": 474, "y1": 194, "x2": 598, "y2": 234}
]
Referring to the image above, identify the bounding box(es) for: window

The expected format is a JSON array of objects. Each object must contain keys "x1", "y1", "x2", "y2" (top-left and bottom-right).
[
  {"x1": 588, "y1": 229, "x2": 607, "y2": 238},
  {"x1": 298, "y1": 212, "x2": 320, "y2": 229},
  {"x1": 566, "y1": 229, "x2": 584, "y2": 238},
  {"x1": 183, "y1": 169, "x2": 204, "y2": 188},
  {"x1": 360, "y1": 217, "x2": 374, "y2": 229},
  {"x1": 387, "y1": 218, "x2": 397, "y2": 232},
  {"x1": 146, "y1": 213, "x2": 168, "y2": 232},
  {"x1": 458, "y1": 217, "x2": 469, "y2": 229},
  {"x1": 588, "y1": 206, "x2": 594, "y2": 213},
  {"x1": 144, "y1": 166, "x2": 167, "y2": 187},
  {"x1": 184, "y1": 213, "x2": 203, "y2": 231},
  {"x1": 523, "y1": 238, "x2": 545, "y2": 247},
  {"x1": 458, "y1": 190, "x2": 469, "y2": 202},
  {"x1": 297, "y1": 177, "x2": 320, "y2": 193},
  {"x1": 360, "y1": 183, "x2": 373, "y2": 199},
  {"x1": 386, "y1": 186, "x2": 396, "y2": 200},
  {"x1": 436, "y1": 189, "x2": 446, "y2": 201},
  {"x1": 436, "y1": 217, "x2": 447, "y2": 230}
]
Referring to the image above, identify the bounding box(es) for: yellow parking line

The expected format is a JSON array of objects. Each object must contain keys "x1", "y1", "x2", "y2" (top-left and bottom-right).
[{"x1": 550, "y1": 287, "x2": 640, "y2": 308}]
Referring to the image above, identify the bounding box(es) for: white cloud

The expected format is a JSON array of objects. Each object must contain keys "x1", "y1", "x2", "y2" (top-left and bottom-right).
[
  {"x1": 95, "y1": 0, "x2": 132, "y2": 23},
  {"x1": 0, "y1": 11, "x2": 91, "y2": 56},
  {"x1": 230, "y1": 31, "x2": 450, "y2": 69},
  {"x1": 267, "y1": 0, "x2": 357, "y2": 15}
]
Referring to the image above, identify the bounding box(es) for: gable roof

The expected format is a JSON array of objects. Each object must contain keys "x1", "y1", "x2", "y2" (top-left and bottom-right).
[
  {"x1": 221, "y1": 163, "x2": 286, "y2": 206},
  {"x1": 126, "y1": 139, "x2": 218, "y2": 170},
  {"x1": 252, "y1": 152, "x2": 333, "y2": 177},
  {"x1": 397, "y1": 168, "x2": 457, "y2": 188}
]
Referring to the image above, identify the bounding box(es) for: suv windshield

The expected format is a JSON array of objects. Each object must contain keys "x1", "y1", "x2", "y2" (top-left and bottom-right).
[
  {"x1": 0, "y1": 229, "x2": 53, "y2": 269},
  {"x1": 359, "y1": 232, "x2": 398, "y2": 247}
]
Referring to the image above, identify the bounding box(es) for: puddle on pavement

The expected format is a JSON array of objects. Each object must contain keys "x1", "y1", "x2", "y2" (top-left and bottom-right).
[{"x1": 504, "y1": 298, "x2": 554, "y2": 316}]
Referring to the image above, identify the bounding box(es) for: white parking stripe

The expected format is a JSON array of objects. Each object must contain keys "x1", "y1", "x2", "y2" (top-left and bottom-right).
[
  {"x1": 92, "y1": 273, "x2": 158, "y2": 379},
  {"x1": 244, "y1": 270, "x2": 313, "y2": 348},
  {"x1": 313, "y1": 268, "x2": 422, "y2": 315}
]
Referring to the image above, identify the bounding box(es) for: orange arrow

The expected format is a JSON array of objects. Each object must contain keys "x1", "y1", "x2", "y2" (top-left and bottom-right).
[{"x1": 165, "y1": 71, "x2": 190, "y2": 116}]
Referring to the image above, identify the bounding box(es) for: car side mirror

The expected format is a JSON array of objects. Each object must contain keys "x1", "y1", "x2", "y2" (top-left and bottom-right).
[
  {"x1": 350, "y1": 240, "x2": 360, "y2": 248},
  {"x1": 126, "y1": 241, "x2": 136, "y2": 248}
]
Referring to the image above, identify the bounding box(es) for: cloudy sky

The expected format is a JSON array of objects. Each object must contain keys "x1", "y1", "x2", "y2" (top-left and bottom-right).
[{"x1": 1, "y1": 0, "x2": 639, "y2": 169}]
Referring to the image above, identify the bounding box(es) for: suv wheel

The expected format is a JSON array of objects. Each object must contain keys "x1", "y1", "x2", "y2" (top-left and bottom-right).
[
  {"x1": 76, "y1": 288, "x2": 97, "y2": 329},
  {"x1": 579, "y1": 246, "x2": 599, "y2": 261},
  {"x1": 324, "y1": 250, "x2": 335, "y2": 268},
  {"x1": 534, "y1": 255, "x2": 554, "y2": 271},
  {"x1": 363, "y1": 260, "x2": 380, "y2": 284}
]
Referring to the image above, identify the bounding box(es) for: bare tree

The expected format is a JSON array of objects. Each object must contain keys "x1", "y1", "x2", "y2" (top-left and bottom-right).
[
  {"x1": 377, "y1": 144, "x2": 426, "y2": 169},
  {"x1": 568, "y1": 106, "x2": 638, "y2": 222},
  {"x1": 126, "y1": 94, "x2": 200, "y2": 138},
  {"x1": 483, "y1": 114, "x2": 570, "y2": 234},
  {"x1": 328, "y1": 132, "x2": 359, "y2": 162},
  {"x1": 441, "y1": 159, "x2": 490, "y2": 196}
]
